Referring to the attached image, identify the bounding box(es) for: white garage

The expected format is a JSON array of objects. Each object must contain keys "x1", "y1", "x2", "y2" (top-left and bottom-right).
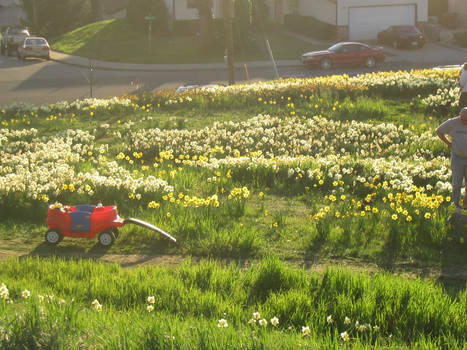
[
  {"x1": 348, "y1": 5, "x2": 416, "y2": 40},
  {"x1": 326, "y1": 0, "x2": 428, "y2": 41}
]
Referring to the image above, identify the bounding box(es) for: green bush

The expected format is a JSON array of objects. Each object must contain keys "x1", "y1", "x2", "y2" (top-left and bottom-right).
[
  {"x1": 21, "y1": 0, "x2": 93, "y2": 37},
  {"x1": 454, "y1": 31, "x2": 467, "y2": 48},
  {"x1": 126, "y1": 0, "x2": 168, "y2": 33},
  {"x1": 284, "y1": 14, "x2": 335, "y2": 41},
  {"x1": 172, "y1": 19, "x2": 199, "y2": 35},
  {"x1": 428, "y1": 0, "x2": 448, "y2": 17}
]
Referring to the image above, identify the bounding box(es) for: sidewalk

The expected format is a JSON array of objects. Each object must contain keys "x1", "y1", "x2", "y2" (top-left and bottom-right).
[{"x1": 49, "y1": 50, "x2": 302, "y2": 72}]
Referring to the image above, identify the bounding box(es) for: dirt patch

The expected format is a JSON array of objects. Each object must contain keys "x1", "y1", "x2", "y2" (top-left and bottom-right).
[{"x1": 0, "y1": 240, "x2": 465, "y2": 287}]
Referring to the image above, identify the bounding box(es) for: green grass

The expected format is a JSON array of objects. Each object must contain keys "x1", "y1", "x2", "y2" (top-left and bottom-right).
[
  {"x1": 49, "y1": 19, "x2": 324, "y2": 63},
  {"x1": 1, "y1": 69, "x2": 466, "y2": 349},
  {"x1": 0, "y1": 91, "x2": 457, "y2": 264},
  {"x1": 0, "y1": 256, "x2": 465, "y2": 349}
]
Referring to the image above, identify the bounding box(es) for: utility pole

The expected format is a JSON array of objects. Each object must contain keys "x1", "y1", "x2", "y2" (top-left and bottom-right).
[
  {"x1": 223, "y1": 0, "x2": 234, "y2": 85},
  {"x1": 89, "y1": 59, "x2": 94, "y2": 98}
]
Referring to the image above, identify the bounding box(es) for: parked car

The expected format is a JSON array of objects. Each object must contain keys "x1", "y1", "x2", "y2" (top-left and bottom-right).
[
  {"x1": 301, "y1": 42, "x2": 385, "y2": 70},
  {"x1": 0, "y1": 26, "x2": 30, "y2": 55},
  {"x1": 17, "y1": 37, "x2": 50, "y2": 61},
  {"x1": 377, "y1": 25, "x2": 425, "y2": 49}
]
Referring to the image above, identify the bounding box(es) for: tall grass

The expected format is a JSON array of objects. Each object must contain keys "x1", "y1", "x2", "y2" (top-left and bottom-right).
[{"x1": 0, "y1": 256, "x2": 465, "y2": 349}]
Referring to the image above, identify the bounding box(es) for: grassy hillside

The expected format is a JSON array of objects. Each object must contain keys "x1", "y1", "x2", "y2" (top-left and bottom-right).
[
  {"x1": 49, "y1": 18, "x2": 323, "y2": 63},
  {"x1": 0, "y1": 68, "x2": 466, "y2": 348}
]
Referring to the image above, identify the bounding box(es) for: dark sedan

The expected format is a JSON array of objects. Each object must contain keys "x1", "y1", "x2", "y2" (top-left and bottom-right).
[
  {"x1": 377, "y1": 25, "x2": 425, "y2": 49},
  {"x1": 301, "y1": 42, "x2": 385, "y2": 70}
]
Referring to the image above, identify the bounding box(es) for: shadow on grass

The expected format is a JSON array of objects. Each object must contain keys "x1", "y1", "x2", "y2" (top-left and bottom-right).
[
  {"x1": 439, "y1": 214, "x2": 467, "y2": 294},
  {"x1": 22, "y1": 241, "x2": 109, "y2": 261},
  {"x1": 23, "y1": 241, "x2": 86, "y2": 258}
]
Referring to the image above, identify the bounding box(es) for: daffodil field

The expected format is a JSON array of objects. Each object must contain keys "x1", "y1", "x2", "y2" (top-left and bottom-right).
[{"x1": 0, "y1": 69, "x2": 466, "y2": 349}]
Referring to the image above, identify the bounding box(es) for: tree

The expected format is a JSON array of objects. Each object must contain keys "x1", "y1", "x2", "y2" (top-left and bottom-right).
[
  {"x1": 191, "y1": 0, "x2": 214, "y2": 48},
  {"x1": 233, "y1": 0, "x2": 250, "y2": 55},
  {"x1": 91, "y1": 0, "x2": 103, "y2": 22},
  {"x1": 127, "y1": 0, "x2": 168, "y2": 33},
  {"x1": 21, "y1": 0, "x2": 93, "y2": 37}
]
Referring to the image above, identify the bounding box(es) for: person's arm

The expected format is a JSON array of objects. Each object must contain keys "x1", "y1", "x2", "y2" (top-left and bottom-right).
[{"x1": 436, "y1": 129, "x2": 451, "y2": 148}]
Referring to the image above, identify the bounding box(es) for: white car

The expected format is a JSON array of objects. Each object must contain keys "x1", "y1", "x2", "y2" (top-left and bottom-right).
[{"x1": 17, "y1": 36, "x2": 50, "y2": 61}]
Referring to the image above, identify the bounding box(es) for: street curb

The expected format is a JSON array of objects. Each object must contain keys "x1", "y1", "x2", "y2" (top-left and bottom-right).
[
  {"x1": 49, "y1": 52, "x2": 303, "y2": 72},
  {"x1": 438, "y1": 41, "x2": 467, "y2": 53}
]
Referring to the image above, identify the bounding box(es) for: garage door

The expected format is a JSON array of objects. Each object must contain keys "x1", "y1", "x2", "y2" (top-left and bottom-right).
[{"x1": 348, "y1": 5, "x2": 416, "y2": 41}]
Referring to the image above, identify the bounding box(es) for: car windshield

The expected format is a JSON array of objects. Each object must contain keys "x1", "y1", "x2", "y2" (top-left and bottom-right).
[
  {"x1": 396, "y1": 26, "x2": 419, "y2": 34},
  {"x1": 26, "y1": 39, "x2": 47, "y2": 46},
  {"x1": 327, "y1": 43, "x2": 343, "y2": 52}
]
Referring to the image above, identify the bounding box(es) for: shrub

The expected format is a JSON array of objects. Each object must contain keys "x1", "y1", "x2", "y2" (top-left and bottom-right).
[
  {"x1": 454, "y1": 31, "x2": 467, "y2": 48},
  {"x1": 20, "y1": 0, "x2": 93, "y2": 37},
  {"x1": 284, "y1": 14, "x2": 335, "y2": 41},
  {"x1": 126, "y1": 0, "x2": 168, "y2": 33}
]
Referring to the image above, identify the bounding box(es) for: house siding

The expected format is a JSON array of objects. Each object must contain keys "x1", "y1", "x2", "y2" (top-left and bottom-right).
[
  {"x1": 298, "y1": 0, "x2": 336, "y2": 25},
  {"x1": 167, "y1": 0, "x2": 223, "y2": 21}
]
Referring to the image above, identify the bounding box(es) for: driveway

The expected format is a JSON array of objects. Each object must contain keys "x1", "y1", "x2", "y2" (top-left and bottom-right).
[{"x1": 382, "y1": 41, "x2": 467, "y2": 66}]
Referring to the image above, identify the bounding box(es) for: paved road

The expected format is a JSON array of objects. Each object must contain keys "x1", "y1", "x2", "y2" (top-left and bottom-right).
[{"x1": 0, "y1": 42, "x2": 465, "y2": 106}]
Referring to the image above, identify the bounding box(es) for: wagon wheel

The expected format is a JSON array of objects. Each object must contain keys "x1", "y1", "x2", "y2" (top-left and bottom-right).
[
  {"x1": 98, "y1": 231, "x2": 115, "y2": 247},
  {"x1": 45, "y1": 230, "x2": 63, "y2": 244}
]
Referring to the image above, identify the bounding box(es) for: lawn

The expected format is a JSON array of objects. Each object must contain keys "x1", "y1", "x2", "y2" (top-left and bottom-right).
[
  {"x1": 49, "y1": 18, "x2": 325, "y2": 63},
  {"x1": 0, "y1": 68, "x2": 466, "y2": 349}
]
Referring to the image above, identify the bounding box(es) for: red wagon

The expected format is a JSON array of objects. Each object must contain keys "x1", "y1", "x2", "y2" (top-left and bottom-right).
[{"x1": 46, "y1": 204, "x2": 176, "y2": 246}]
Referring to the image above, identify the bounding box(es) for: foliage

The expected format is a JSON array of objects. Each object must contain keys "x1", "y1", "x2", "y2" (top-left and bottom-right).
[
  {"x1": 284, "y1": 14, "x2": 336, "y2": 41},
  {"x1": 428, "y1": 0, "x2": 448, "y2": 18},
  {"x1": 0, "y1": 257, "x2": 465, "y2": 348},
  {"x1": 49, "y1": 18, "x2": 314, "y2": 63},
  {"x1": 454, "y1": 31, "x2": 467, "y2": 48},
  {"x1": 233, "y1": 0, "x2": 252, "y2": 57},
  {"x1": 20, "y1": 0, "x2": 93, "y2": 37},
  {"x1": 190, "y1": 0, "x2": 215, "y2": 48},
  {"x1": 126, "y1": 0, "x2": 168, "y2": 33}
]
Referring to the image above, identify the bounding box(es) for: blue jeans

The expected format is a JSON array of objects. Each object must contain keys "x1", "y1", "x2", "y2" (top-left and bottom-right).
[{"x1": 451, "y1": 153, "x2": 467, "y2": 207}]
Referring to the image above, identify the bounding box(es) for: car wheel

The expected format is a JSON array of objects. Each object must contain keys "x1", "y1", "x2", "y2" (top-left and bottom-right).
[
  {"x1": 320, "y1": 58, "x2": 332, "y2": 70},
  {"x1": 365, "y1": 56, "x2": 376, "y2": 68},
  {"x1": 98, "y1": 231, "x2": 115, "y2": 247},
  {"x1": 45, "y1": 230, "x2": 62, "y2": 244}
]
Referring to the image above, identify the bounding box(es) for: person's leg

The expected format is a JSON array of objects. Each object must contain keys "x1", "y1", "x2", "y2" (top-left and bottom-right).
[
  {"x1": 451, "y1": 154, "x2": 464, "y2": 210},
  {"x1": 460, "y1": 92, "x2": 467, "y2": 109}
]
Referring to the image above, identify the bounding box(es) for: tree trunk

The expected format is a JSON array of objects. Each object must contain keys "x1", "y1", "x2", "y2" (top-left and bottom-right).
[
  {"x1": 91, "y1": 0, "x2": 103, "y2": 22},
  {"x1": 195, "y1": 0, "x2": 214, "y2": 48}
]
